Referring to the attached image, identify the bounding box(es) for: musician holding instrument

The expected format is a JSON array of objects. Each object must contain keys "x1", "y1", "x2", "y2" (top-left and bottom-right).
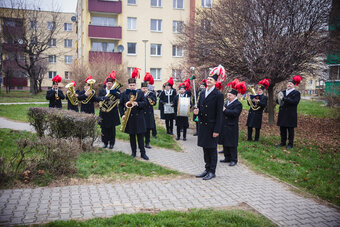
[
  {"x1": 119, "y1": 68, "x2": 149, "y2": 160},
  {"x1": 159, "y1": 77, "x2": 176, "y2": 135},
  {"x1": 246, "y1": 79, "x2": 269, "y2": 142},
  {"x1": 65, "y1": 80, "x2": 79, "y2": 112},
  {"x1": 194, "y1": 65, "x2": 224, "y2": 181},
  {"x1": 98, "y1": 71, "x2": 121, "y2": 149},
  {"x1": 141, "y1": 72, "x2": 156, "y2": 149},
  {"x1": 46, "y1": 75, "x2": 65, "y2": 109},
  {"x1": 276, "y1": 75, "x2": 302, "y2": 149},
  {"x1": 78, "y1": 75, "x2": 100, "y2": 114}
]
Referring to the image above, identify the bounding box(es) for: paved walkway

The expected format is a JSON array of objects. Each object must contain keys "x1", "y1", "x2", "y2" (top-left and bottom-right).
[{"x1": 0, "y1": 117, "x2": 339, "y2": 226}]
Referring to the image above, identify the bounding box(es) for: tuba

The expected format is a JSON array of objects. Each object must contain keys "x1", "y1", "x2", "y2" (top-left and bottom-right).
[
  {"x1": 247, "y1": 85, "x2": 261, "y2": 111},
  {"x1": 65, "y1": 82, "x2": 78, "y2": 105},
  {"x1": 99, "y1": 80, "x2": 122, "y2": 112},
  {"x1": 120, "y1": 93, "x2": 137, "y2": 132},
  {"x1": 81, "y1": 79, "x2": 96, "y2": 104}
]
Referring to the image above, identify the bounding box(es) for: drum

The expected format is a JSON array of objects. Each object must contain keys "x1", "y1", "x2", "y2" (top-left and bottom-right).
[
  {"x1": 177, "y1": 97, "x2": 190, "y2": 117},
  {"x1": 164, "y1": 103, "x2": 174, "y2": 114}
]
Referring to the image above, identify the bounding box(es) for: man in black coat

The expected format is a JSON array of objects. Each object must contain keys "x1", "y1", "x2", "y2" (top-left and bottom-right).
[
  {"x1": 173, "y1": 83, "x2": 190, "y2": 141},
  {"x1": 219, "y1": 86, "x2": 243, "y2": 166},
  {"x1": 194, "y1": 73, "x2": 224, "y2": 180},
  {"x1": 65, "y1": 80, "x2": 79, "y2": 112},
  {"x1": 159, "y1": 78, "x2": 176, "y2": 134},
  {"x1": 119, "y1": 74, "x2": 149, "y2": 160},
  {"x1": 78, "y1": 76, "x2": 100, "y2": 114},
  {"x1": 246, "y1": 84, "x2": 268, "y2": 141},
  {"x1": 193, "y1": 80, "x2": 207, "y2": 136},
  {"x1": 46, "y1": 75, "x2": 65, "y2": 109},
  {"x1": 98, "y1": 77, "x2": 121, "y2": 149},
  {"x1": 276, "y1": 76, "x2": 302, "y2": 149}
]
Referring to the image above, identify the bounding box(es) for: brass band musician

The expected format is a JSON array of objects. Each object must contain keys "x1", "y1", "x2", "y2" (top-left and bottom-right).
[{"x1": 46, "y1": 75, "x2": 65, "y2": 109}]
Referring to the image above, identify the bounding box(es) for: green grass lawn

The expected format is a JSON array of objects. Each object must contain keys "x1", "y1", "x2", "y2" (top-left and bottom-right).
[
  {"x1": 0, "y1": 104, "x2": 47, "y2": 121},
  {"x1": 40, "y1": 209, "x2": 275, "y2": 227},
  {"x1": 238, "y1": 131, "x2": 340, "y2": 206},
  {"x1": 0, "y1": 90, "x2": 47, "y2": 103}
]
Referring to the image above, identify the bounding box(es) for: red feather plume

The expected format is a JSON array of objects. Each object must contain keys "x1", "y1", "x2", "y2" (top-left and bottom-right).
[
  {"x1": 71, "y1": 80, "x2": 76, "y2": 86},
  {"x1": 52, "y1": 75, "x2": 62, "y2": 83},
  {"x1": 236, "y1": 81, "x2": 247, "y2": 95},
  {"x1": 184, "y1": 78, "x2": 191, "y2": 90},
  {"x1": 85, "y1": 75, "x2": 93, "y2": 83},
  {"x1": 292, "y1": 75, "x2": 302, "y2": 86},
  {"x1": 144, "y1": 72, "x2": 154, "y2": 85},
  {"x1": 258, "y1": 79, "x2": 270, "y2": 89},
  {"x1": 131, "y1": 67, "x2": 141, "y2": 79},
  {"x1": 227, "y1": 78, "x2": 239, "y2": 89},
  {"x1": 168, "y1": 77, "x2": 174, "y2": 87},
  {"x1": 215, "y1": 81, "x2": 223, "y2": 91}
]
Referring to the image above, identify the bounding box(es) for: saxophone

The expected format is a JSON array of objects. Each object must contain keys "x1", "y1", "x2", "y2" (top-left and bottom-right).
[
  {"x1": 247, "y1": 85, "x2": 261, "y2": 111},
  {"x1": 99, "y1": 80, "x2": 122, "y2": 112},
  {"x1": 120, "y1": 93, "x2": 138, "y2": 132},
  {"x1": 81, "y1": 79, "x2": 96, "y2": 104},
  {"x1": 65, "y1": 82, "x2": 78, "y2": 105}
]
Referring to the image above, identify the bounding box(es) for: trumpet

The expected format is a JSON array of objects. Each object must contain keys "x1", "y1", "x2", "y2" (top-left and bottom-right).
[
  {"x1": 65, "y1": 82, "x2": 78, "y2": 105},
  {"x1": 55, "y1": 89, "x2": 60, "y2": 100},
  {"x1": 81, "y1": 79, "x2": 96, "y2": 104}
]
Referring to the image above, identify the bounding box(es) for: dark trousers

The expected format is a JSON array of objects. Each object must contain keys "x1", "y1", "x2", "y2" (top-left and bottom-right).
[
  {"x1": 129, "y1": 133, "x2": 146, "y2": 155},
  {"x1": 176, "y1": 126, "x2": 187, "y2": 139},
  {"x1": 165, "y1": 119, "x2": 173, "y2": 133},
  {"x1": 223, "y1": 146, "x2": 238, "y2": 163},
  {"x1": 152, "y1": 127, "x2": 157, "y2": 137},
  {"x1": 101, "y1": 126, "x2": 116, "y2": 146},
  {"x1": 145, "y1": 128, "x2": 151, "y2": 145},
  {"x1": 195, "y1": 122, "x2": 198, "y2": 134},
  {"x1": 247, "y1": 127, "x2": 260, "y2": 141},
  {"x1": 280, "y1": 127, "x2": 294, "y2": 146},
  {"x1": 203, "y1": 148, "x2": 217, "y2": 174}
]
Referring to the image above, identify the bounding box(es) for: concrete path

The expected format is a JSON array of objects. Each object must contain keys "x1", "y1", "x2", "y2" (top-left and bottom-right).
[{"x1": 0, "y1": 117, "x2": 339, "y2": 226}]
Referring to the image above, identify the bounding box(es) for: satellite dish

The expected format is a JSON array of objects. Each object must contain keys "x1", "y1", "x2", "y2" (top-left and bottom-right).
[
  {"x1": 71, "y1": 16, "x2": 77, "y2": 22},
  {"x1": 117, "y1": 45, "x2": 124, "y2": 53},
  {"x1": 18, "y1": 39, "x2": 24, "y2": 44}
]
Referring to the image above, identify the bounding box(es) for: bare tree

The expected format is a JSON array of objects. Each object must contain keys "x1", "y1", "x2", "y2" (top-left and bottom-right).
[{"x1": 179, "y1": 0, "x2": 331, "y2": 124}]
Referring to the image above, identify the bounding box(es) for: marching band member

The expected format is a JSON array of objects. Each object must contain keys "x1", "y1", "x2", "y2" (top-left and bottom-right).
[
  {"x1": 78, "y1": 75, "x2": 100, "y2": 114},
  {"x1": 159, "y1": 77, "x2": 177, "y2": 135},
  {"x1": 141, "y1": 72, "x2": 156, "y2": 149},
  {"x1": 193, "y1": 79, "x2": 207, "y2": 136},
  {"x1": 246, "y1": 79, "x2": 269, "y2": 141},
  {"x1": 98, "y1": 70, "x2": 121, "y2": 149},
  {"x1": 276, "y1": 75, "x2": 302, "y2": 149},
  {"x1": 66, "y1": 80, "x2": 79, "y2": 112},
  {"x1": 219, "y1": 79, "x2": 244, "y2": 166},
  {"x1": 119, "y1": 68, "x2": 149, "y2": 160},
  {"x1": 194, "y1": 65, "x2": 224, "y2": 180},
  {"x1": 46, "y1": 75, "x2": 65, "y2": 109}
]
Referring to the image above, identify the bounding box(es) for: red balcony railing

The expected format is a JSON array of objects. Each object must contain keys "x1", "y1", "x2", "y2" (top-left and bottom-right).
[
  {"x1": 3, "y1": 25, "x2": 25, "y2": 38},
  {"x1": 89, "y1": 51, "x2": 122, "y2": 64},
  {"x1": 88, "y1": 25, "x2": 121, "y2": 39},
  {"x1": 88, "y1": 0, "x2": 122, "y2": 14},
  {"x1": 2, "y1": 43, "x2": 25, "y2": 52}
]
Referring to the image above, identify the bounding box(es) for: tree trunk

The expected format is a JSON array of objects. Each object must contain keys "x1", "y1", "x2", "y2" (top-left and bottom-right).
[
  {"x1": 38, "y1": 79, "x2": 42, "y2": 92},
  {"x1": 29, "y1": 76, "x2": 35, "y2": 94},
  {"x1": 267, "y1": 86, "x2": 275, "y2": 125}
]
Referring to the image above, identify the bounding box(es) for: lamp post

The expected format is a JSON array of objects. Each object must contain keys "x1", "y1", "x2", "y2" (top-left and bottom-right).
[{"x1": 142, "y1": 40, "x2": 148, "y2": 74}]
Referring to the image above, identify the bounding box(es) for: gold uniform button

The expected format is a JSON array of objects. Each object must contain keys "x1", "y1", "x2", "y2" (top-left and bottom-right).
[
  {"x1": 205, "y1": 105, "x2": 208, "y2": 107},
  {"x1": 205, "y1": 114, "x2": 207, "y2": 116}
]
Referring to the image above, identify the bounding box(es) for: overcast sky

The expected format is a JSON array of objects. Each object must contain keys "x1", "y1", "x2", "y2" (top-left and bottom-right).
[{"x1": 1, "y1": 0, "x2": 77, "y2": 13}]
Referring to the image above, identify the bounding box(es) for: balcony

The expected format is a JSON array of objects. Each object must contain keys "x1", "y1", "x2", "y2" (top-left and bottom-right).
[
  {"x1": 88, "y1": 0, "x2": 121, "y2": 14},
  {"x1": 2, "y1": 60, "x2": 25, "y2": 71},
  {"x1": 89, "y1": 51, "x2": 121, "y2": 64},
  {"x1": 88, "y1": 25, "x2": 121, "y2": 39},
  {"x1": 2, "y1": 43, "x2": 25, "y2": 52},
  {"x1": 3, "y1": 77, "x2": 27, "y2": 87},
  {"x1": 3, "y1": 25, "x2": 25, "y2": 38}
]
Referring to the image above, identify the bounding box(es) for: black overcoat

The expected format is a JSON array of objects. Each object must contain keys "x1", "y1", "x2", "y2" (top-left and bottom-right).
[
  {"x1": 119, "y1": 89, "x2": 147, "y2": 134},
  {"x1": 46, "y1": 89, "x2": 65, "y2": 109},
  {"x1": 98, "y1": 88, "x2": 121, "y2": 128},
  {"x1": 173, "y1": 94, "x2": 190, "y2": 129},
  {"x1": 197, "y1": 88, "x2": 224, "y2": 148},
  {"x1": 246, "y1": 95, "x2": 267, "y2": 129},
  {"x1": 143, "y1": 91, "x2": 156, "y2": 129},
  {"x1": 159, "y1": 89, "x2": 177, "y2": 120},
  {"x1": 78, "y1": 90, "x2": 100, "y2": 114},
  {"x1": 277, "y1": 89, "x2": 301, "y2": 128},
  {"x1": 158, "y1": 91, "x2": 165, "y2": 120},
  {"x1": 219, "y1": 99, "x2": 243, "y2": 147}
]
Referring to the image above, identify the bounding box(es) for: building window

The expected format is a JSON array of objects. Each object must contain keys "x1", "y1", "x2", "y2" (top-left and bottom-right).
[
  {"x1": 172, "y1": 69, "x2": 183, "y2": 80},
  {"x1": 201, "y1": 0, "x2": 212, "y2": 8},
  {"x1": 48, "y1": 38, "x2": 56, "y2": 47},
  {"x1": 48, "y1": 22, "x2": 56, "y2": 30},
  {"x1": 151, "y1": 0, "x2": 162, "y2": 7},
  {"x1": 30, "y1": 21, "x2": 37, "y2": 29},
  {"x1": 127, "y1": 17, "x2": 137, "y2": 30},
  {"x1": 48, "y1": 71, "x2": 57, "y2": 79},
  {"x1": 173, "y1": 21, "x2": 184, "y2": 33},
  {"x1": 65, "y1": 71, "x2": 71, "y2": 80},
  {"x1": 150, "y1": 19, "x2": 162, "y2": 32},
  {"x1": 202, "y1": 19, "x2": 212, "y2": 31},
  {"x1": 150, "y1": 44, "x2": 162, "y2": 56},
  {"x1": 127, "y1": 42, "x2": 137, "y2": 55},
  {"x1": 128, "y1": 0, "x2": 136, "y2": 4},
  {"x1": 64, "y1": 23, "x2": 72, "y2": 31},
  {"x1": 64, "y1": 39, "x2": 72, "y2": 48},
  {"x1": 65, "y1": 56, "x2": 73, "y2": 64},
  {"x1": 91, "y1": 16, "x2": 116, "y2": 27},
  {"x1": 150, "y1": 68, "x2": 161, "y2": 80},
  {"x1": 173, "y1": 0, "x2": 184, "y2": 9},
  {"x1": 172, "y1": 45, "x2": 184, "y2": 57},
  {"x1": 49, "y1": 55, "x2": 56, "y2": 63},
  {"x1": 127, "y1": 67, "x2": 135, "y2": 76},
  {"x1": 91, "y1": 41, "x2": 115, "y2": 52}
]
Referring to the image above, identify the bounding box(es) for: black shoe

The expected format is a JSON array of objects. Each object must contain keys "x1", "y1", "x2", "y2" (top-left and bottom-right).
[
  {"x1": 218, "y1": 150, "x2": 224, "y2": 154},
  {"x1": 220, "y1": 159, "x2": 230, "y2": 163},
  {"x1": 183, "y1": 138, "x2": 186, "y2": 141},
  {"x1": 145, "y1": 144, "x2": 152, "y2": 149},
  {"x1": 102, "y1": 143, "x2": 108, "y2": 148},
  {"x1": 276, "y1": 143, "x2": 285, "y2": 147},
  {"x1": 109, "y1": 143, "x2": 114, "y2": 149},
  {"x1": 176, "y1": 137, "x2": 180, "y2": 140},
  {"x1": 196, "y1": 170, "x2": 208, "y2": 178},
  {"x1": 193, "y1": 133, "x2": 198, "y2": 136},
  {"x1": 141, "y1": 153, "x2": 149, "y2": 160},
  {"x1": 229, "y1": 161, "x2": 237, "y2": 166},
  {"x1": 286, "y1": 145, "x2": 293, "y2": 149},
  {"x1": 131, "y1": 152, "x2": 136, "y2": 158},
  {"x1": 203, "y1": 172, "x2": 216, "y2": 180}
]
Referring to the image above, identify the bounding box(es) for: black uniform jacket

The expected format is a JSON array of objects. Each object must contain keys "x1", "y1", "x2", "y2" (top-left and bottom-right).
[
  {"x1": 197, "y1": 88, "x2": 224, "y2": 148},
  {"x1": 173, "y1": 93, "x2": 190, "y2": 129},
  {"x1": 46, "y1": 89, "x2": 65, "y2": 108},
  {"x1": 277, "y1": 89, "x2": 301, "y2": 128},
  {"x1": 219, "y1": 99, "x2": 243, "y2": 147},
  {"x1": 78, "y1": 90, "x2": 100, "y2": 114},
  {"x1": 246, "y1": 94, "x2": 267, "y2": 129},
  {"x1": 119, "y1": 89, "x2": 147, "y2": 134},
  {"x1": 159, "y1": 89, "x2": 177, "y2": 120},
  {"x1": 66, "y1": 89, "x2": 79, "y2": 112},
  {"x1": 98, "y1": 88, "x2": 121, "y2": 128},
  {"x1": 143, "y1": 91, "x2": 156, "y2": 129},
  {"x1": 158, "y1": 91, "x2": 165, "y2": 120}
]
